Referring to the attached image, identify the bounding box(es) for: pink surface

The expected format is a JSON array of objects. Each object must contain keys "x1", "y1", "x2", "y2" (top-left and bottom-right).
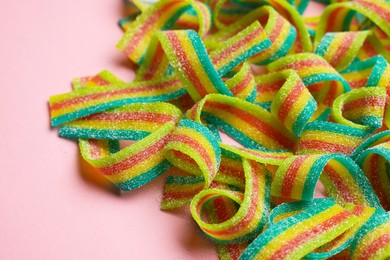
[{"x1": 0, "y1": 1, "x2": 323, "y2": 259}]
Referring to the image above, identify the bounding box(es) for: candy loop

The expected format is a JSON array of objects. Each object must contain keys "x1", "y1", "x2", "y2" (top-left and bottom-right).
[
  {"x1": 190, "y1": 158, "x2": 271, "y2": 243},
  {"x1": 271, "y1": 153, "x2": 381, "y2": 207},
  {"x1": 48, "y1": 0, "x2": 390, "y2": 258},
  {"x1": 163, "y1": 119, "x2": 221, "y2": 188},
  {"x1": 204, "y1": 4, "x2": 300, "y2": 64},
  {"x1": 331, "y1": 87, "x2": 387, "y2": 131},
  {"x1": 161, "y1": 144, "x2": 246, "y2": 210},
  {"x1": 209, "y1": 0, "x2": 311, "y2": 53}
]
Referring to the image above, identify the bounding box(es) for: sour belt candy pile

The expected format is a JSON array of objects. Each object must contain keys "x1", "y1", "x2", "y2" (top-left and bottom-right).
[{"x1": 49, "y1": 0, "x2": 390, "y2": 259}]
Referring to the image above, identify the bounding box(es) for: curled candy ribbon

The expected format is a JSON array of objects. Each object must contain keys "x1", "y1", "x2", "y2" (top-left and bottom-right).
[{"x1": 49, "y1": 0, "x2": 390, "y2": 259}]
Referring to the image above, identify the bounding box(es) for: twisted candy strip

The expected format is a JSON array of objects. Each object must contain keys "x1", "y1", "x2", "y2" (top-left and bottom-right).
[
  {"x1": 132, "y1": 20, "x2": 266, "y2": 106},
  {"x1": 254, "y1": 71, "x2": 296, "y2": 110},
  {"x1": 210, "y1": 1, "x2": 310, "y2": 57},
  {"x1": 315, "y1": 31, "x2": 390, "y2": 71},
  {"x1": 331, "y1": 87, "x2": 387, "y2": 131},
  {"x1": 240, "y1": 199, "x2": 358, "y2": 260},
  {"x1": 117, "y1": 0, "x2": 212, "y2": 64},
  {"x1": 134, "y1": 21, "x2": 270, "y2": 100},
  {"x1": 271, "y1": 153, "x2": 381, "y2": 207},
  {"x1": 224, "y1": 62, "x2": 257, "y2": 102},
  {"x1": 268, "y1": 53, "x2": 350, "y2": 89},
  {"x1": 260, "y1": 0, "x2": 312, "y2": 52},
  {"x1": 307, "y1": 203, "x2": 380, "y2": 259},
  {"x1": 267, "y1": 53, "x2": 350, "y2": 111},
  {"x1": 156, "y1": 26, "x2": 270, "y2": 101},
  {"x1": 212, "y1": 148, "x2": 246, "y2": 191},
  {"x1": 338, "y1": 56, "x2": 390, "y2": 90},
  {"x1": 48, "y1": 0, "x2": 390, "y2": 259},
  {"x1": 186, "y1": 94, "x2": 297, "y2": 151},
  {"x1": 208, "y1": 22, "x2": 271, "y2": 77},
  {"x1": 163, "y1": 120, "x2": 221, "y2": 187},
  {"x1": 190, "y1": 158, "x2": 271, "y2": 244},
  {"x1": 206, "y1": 6, "x2": 297, "y2": 65},
  {"x1": 269, "y1": 70, "x2": 317, "y2": 137},
  {"x1": 201, "y1": 185, "x2": 250, "y2": 259},
  {"x1": 69, "y1": 70, "x2": 123, "y2": 170},
  {"x1": 134, "y1": 39, "x2": 170, "y2": 81},
  {"x1": 161, "y1": 93, "x2": 295, "y2": 209},
  {"x1": 254, "y1": 69, "x2": 369, "y2": 155},
  {"x1": 315, "y1": 0, "x2": 390, "y2": 45},
  {"x1": 157, "y1": 30, "x2": 232, "y2": 101},
  {"x1": 248, "y1": 6, "x2": 296, "y2": 65}
]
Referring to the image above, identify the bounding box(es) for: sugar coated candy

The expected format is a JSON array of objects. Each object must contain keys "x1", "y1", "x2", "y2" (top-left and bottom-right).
[{"x1": 49, "y1": 0, "x2": 390, "y2": 259}]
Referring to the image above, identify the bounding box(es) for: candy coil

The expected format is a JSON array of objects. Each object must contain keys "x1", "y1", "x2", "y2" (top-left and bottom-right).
[{"x1": 48, "y1": 0, "x2": 390, "y2": 259}]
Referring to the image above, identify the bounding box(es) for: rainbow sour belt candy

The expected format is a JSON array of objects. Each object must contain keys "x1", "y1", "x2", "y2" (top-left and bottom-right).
[{"x1": 49, "y1": 0, "x2": 390, "y2": 259}]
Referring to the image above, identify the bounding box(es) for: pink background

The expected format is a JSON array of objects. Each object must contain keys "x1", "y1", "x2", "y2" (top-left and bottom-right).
[{"x1": 0, "y1": 1, "x2": 323, "y2": 259}]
